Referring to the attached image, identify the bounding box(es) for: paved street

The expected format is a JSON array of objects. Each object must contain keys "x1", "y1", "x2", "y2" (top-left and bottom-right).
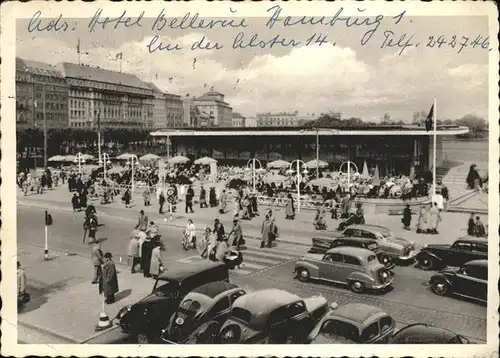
[{"x1": 16, "y1": 203, "x2": 487, "y2": 344}]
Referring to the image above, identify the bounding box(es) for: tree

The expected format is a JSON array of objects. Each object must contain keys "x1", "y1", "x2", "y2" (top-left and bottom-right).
[
  {"x1": 455, "y1": 114, "x2": 487, "y2": 137},
  {"x1": 382, "y1": 113, "x2": 391, "y2": 122}
]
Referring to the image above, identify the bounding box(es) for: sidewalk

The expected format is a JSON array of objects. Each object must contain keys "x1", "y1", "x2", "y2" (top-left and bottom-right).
[
  {"x1": 18, "y1": 186, "x2": 481, "y2": 248},
  {"x1": 17, "y1": 243, "x2": 158, "y2": 343}
]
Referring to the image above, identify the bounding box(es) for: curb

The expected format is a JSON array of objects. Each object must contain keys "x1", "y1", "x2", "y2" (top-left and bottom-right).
[
  {"x1": 17, "y1": 320, "x2": 80, "y2": 344},
  {"x1": 17, "y1": 201, "x2": 313, "y2": 248}
]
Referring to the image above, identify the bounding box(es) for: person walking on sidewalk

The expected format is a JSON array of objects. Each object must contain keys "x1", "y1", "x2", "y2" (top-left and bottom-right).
[
  {"x1": 185, "y1": 219, "x2": 197, "y2": 249},
  {"x1": 185, "y1": 185, "x2": 195, "y2": 213},
  {"x1": 230, "y1": 218, "x2": 243, "y2": 249},
  {"x1": 219, "y1": 189, "x2": 228, "y2": 214},
  {"x1": 200, "y1": 186, "x2": 207, "y2": 208},
  {"x1": 467, "y1": 213, "x2": 476, "y2": 236},
  {"x1": 149, "y1": 242, "x2": 164, "y2": 279},
  {"x1": 143, "y1": 187, "x2": 151, "y2": 207},
  {"x1": 402, "y1": 204, "x2": 412, "y2": 230},
  {"x1": 474, "y1": 216, "x2": 486, "y2": 237},
  {"x1": 71, "y1": 193, "x2": 80, "y2": 212},
  {"x1": 209, "y1": 187, "x2": 217, "y2": 207},
  {"x1": 261, "y1": 215, "x2": 272, "y2": 248},
  {"x1": 136, "y1": 210, "x2": 149, "y2": 232},
  {"x1": 91, "y1": 240, "x2": 104, "y2": 284},
  {"x1": 123, "y1": 188, "x2": 131, "y2": 208},
  {"x1": 17, "y1": 261, "x2": 30, "y2": 309},
  {"x1": 200, "y1": 227, "x2": 216, "y2": 259},
  {"x1": 101, "y1": 252, "x2": 119, "y2": 304},
  {"x1": 285, "y1": 194, "x2": 295, "y2": 220},
  {"x1": 128, "y1": 234, "x2": 140, "y2": 273},
  {"x1": 214, "y1": 218, "x2": 225, "y2": 242},
  {"x1": 428, "y1": 202, "x2": 441, "y2": 235},
  {"x1": 440, "y1": 183, "x2": 450, "y2": 211},
  {"x1": 141, "y1": 236, "x2": 153, "y2": 278},
  {"x1": 159, "y1": 191, "x2": 166, "y2": 214}
]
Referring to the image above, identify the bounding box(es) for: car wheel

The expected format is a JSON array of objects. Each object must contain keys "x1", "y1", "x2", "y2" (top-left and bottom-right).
[
  {"x1": 198, "y1": 322, "x2": 219, "y2": 344},
  {"x1": 350, "y1": 280, "x2": 365, "y2": 293},
  {"x1": 431, "y1": 279, "x2": 450, "y2": 296},
  {"x1": 136, "y1": 333, "x2": 149, "y2": 344},
  {"x1": 297, "y1": 268, "x2": 310, "y2": 282},
  {"x1": 418, "y1": 256, "x2": 435, "y2": 270}
]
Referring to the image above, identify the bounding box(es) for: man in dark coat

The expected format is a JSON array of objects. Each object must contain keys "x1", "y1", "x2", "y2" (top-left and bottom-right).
[
  {"x1": 402, "y1": 204, "x2": 412, "y2": 230},
  {"x1": 200, "y1": 186, "x2": 207, "y2": 208},
  {"x1": 209, "y1": 187, "x2": 217, "y2": 207},
  {"x1": 185, "y1": 185, "x2": 195, "y2": 213},
  {"x1": 141, "y1": 237, "x2": 153, "y2": 278},
  {"x1": 467, "y1": 213, "x2": 475, "y2": 236},
  {"x1": 71, "y1": 193, "x2": 80, "y2": 212},
  {"x1": 159, "y1": 191, "x2": 166, "y2": 214},
  {"x1": 100, "y1": 252, "x2": 119, "y2": 304},
  {"x1": 474, "y1": 216, "x2": 486, "y2": 237}
]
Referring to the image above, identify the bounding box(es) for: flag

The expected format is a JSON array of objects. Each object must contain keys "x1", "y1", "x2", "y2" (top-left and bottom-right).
[
  {"x1": 77, "y1": 38, "x2": 80, "y2": 54},
  {"x1": 116, "y1": 52, "x2": 123, "y2": 60},
  {"x1": 425, "y1": 104, "x2": 434, "y2": 132}
]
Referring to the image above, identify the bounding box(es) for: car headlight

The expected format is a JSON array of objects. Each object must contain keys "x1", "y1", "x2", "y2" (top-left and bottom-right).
[
  {"x1": 175, "y1": 317, "x2": 185, "y2": 326},
  {"x1": 126, "y1": 305, "x2": 132, "y2": 312},
  {"x1": 382, "y1": 272, "x2": 388, "y2": 279}
]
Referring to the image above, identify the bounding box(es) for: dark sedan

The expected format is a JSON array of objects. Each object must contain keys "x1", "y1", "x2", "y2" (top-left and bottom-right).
[
  {"x1": 389, "y1": 323, "x2": 471, "y2": 344},
  {"x1": 415, "y1": 237, "x2": 487, "y2": 270},
  {"x1": 429, "y1": 259, "x2": 487, "y2": 303}
]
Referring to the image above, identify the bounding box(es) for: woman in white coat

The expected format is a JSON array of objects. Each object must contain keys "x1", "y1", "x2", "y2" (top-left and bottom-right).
[{"x1": 185, "y1": 219, "x2": 197, "y2": 248}]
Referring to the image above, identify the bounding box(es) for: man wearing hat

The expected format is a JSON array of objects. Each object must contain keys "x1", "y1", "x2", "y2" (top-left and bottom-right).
[
  {"x1": 141, "y1": 235, "x2": 154, "y2": 278},
  {"x1": 230, "y1": 218, "x2": 243, "y2": 249},
  {"x1": 101, "y1": 252, "x2": 119, "y2": 304},
  {"x1": 90, "y1": 239, "x2": 104, "y2": 284}
]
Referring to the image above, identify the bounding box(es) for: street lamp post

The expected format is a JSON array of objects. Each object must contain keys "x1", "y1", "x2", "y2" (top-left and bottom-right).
[
  {"x1": 98, "y1": 153, "x2": 111, "y2": 181},
  {"x1": 127, "y1": 154, "x2": 139, "y2": 197},
  {"x1": 75, "y1": 152, "x2": 85, "y2": 176},
  {"x1": 340, "y1": 161, "x2": 359, "y2": 193},
  {"x1": 289, "y1": 159, "x2": 308, "y2": 213},
  {"x1": 246, "y1": 158, "x2": 262, "y2": 192}
]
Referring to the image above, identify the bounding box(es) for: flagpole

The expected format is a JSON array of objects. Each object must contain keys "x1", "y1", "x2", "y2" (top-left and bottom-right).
[{"x1": 432, "y1": 98, "x2": 437, "y2": 195}]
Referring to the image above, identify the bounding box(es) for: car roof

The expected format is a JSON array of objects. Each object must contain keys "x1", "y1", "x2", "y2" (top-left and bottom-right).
[
  {"x1": 232, "y1": 289, "x2": 301, "y2": 312},
  {"x1": 326, "y1": 246, "x2": 374, "y2": 257},
  {"x1": 392, "y1": 323, "x2": 460, "y2": 343},
  {"x1": 157, "y1": 261, "x2": 226, "y2": 282},
  {"x1": 348, "y1": 224, "x2": 391, "y2": 233},
  {"x1": 465, "y1": 259, "x2": 488, "y2": 267},
  {"x1": 456, "y1": 236, "x2": 488, "y2": 244},
  {"x1": 191, "y1": 281, "x2": 239, "y2": 298},
  {"x1": 327, "y1": 303, "x2": 387, "y2": 326},
  {"x1": 335, "y1": 236, "x2": 376, "y2": 243}
]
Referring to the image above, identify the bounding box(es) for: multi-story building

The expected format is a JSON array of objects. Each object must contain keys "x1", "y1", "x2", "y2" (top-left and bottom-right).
[
  {"x1": 165, "y1": 93, "x2": 183, "y2": 128},
  {"x1": 244, "y1": 116, "x2": 257, "y2": 127},
  {"x1": 16, "y1": 58, "x2": 69, "y2": 129},
  {"x1": 57, "y1": 62, "x2": 154, "y2": 130},
  {"x1": 256, "y1": 111, "x2": 300, "y2": 127},
  {"x1": 146, "y1": 81, "x2": 167, "y2": 129},
  {"x1": 232, "y1": 112, "x2": 245, "y2": 127},
  {"x1": 193, "y1": 87, "x2": 232, "y2": 127}
]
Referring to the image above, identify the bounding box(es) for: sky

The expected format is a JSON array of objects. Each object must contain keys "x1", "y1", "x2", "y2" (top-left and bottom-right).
[{"x1": 16, "y1": 8, "x2": 491, "y2": 122}]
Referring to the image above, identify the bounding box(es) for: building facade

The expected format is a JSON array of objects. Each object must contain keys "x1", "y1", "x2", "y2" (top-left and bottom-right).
[
  {"x1": 165, "y1": 93, "x2": 183, "y2": 128},
  {"x1": 245, "y1": 116, "x2": 257, "y2": 127},
  {"x1": 256, "y1": 111, "x2": 300, "y2": 127},
  {"x1": 57, "y1": 62, "x2": 154, "y2": 130},
  {"x1": 16, "y1": 58, "x2": 69, "y2": 129},
  {"x1": 193, "y1": 87, "x2": 233, "y2": 127},
  {"x1": 232, "y1": 112, "x2": 245, "y2": 127},
  {"x1": 146, "y1": 82, "x2": 166, "y2": 129}
]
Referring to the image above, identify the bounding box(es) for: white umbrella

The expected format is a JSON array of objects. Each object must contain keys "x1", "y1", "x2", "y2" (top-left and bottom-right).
[
  {"x1": 139, "y1": 153, "x2": 160, "y2": 162},
  {"x1": 263, "y1": 174, "x2": 288, "y2": 184},
  {"x1": 168, "y1": 155, "x2": 190, "y2": 165},
  {"x1": 305, "y1": 159, "x2": 329, "y2": 169},
  {"x1": 267, "y1": 160, "x2": 290, "y2": 169},
  {"x1": 108, "y1": 166, "x2": 126, "y2": 174},
  {"x1": 116, "y1": 153, "x2": 136, "y2": 160},
  {"x1": 361, "y1": 161, "x2": 369, "y2": 179},
  {"x1": 64, "y1": 155, "x2": 76, "y2": 162},
  {"x1": 48, "y1": 155, "x2": 65, "y2": 162},
  {"x1": 194, "y1": 156, "x2": 217, "y2": 165}
]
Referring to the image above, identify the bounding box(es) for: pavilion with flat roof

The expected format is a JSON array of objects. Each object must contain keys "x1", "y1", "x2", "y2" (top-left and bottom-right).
[{"x1": 150, "y1": 125, "x2": 469, "y2": 177}]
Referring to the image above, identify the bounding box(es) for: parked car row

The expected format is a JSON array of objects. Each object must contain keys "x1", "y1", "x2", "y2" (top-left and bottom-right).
[
  {"x1": 301, "y1": 224, "x2": 488, "y2": 303},
  {"x1": 114, "y1": 257, "x2": 475, "y2": 345}
]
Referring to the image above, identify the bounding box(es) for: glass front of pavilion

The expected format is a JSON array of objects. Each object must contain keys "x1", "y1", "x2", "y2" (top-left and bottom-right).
[{"x1": 165, "y1": 134, "x2": 430, "y2": 177}]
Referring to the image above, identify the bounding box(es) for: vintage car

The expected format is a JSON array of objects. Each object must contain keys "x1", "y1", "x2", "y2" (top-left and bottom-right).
[
  {"x1": 161, "y1": 281, "x2": 246, "y2": 344},
  {"x1": 217, "y1": 289, "x2": 329, "y2": 344},
  {"x1": 116, "y1": 261, "x2": 229, "y2": 344},
  {"x1": 415, "y1": 237, "x2": 487, "y2": 270},
  {"x1": 294, "y1": 247, "x2": 394, "y2": 293},
  {"x1": 308, "y1": 236, "x2": 395, "y2": 269},
  {"x1": 323, "y1": 224, "x2": 416, "y2": 263},
  {"x1": 389, "y1": 323, "x2": 471, "y2": 344},
  {"x1": 306, "y1": 303, "x2": 395, "y2": 344},
  {"x1": 429, "y1": 259, "x2": 487, "y2": 303}
]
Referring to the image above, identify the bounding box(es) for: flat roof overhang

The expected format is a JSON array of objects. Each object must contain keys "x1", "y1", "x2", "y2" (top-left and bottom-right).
[{"x1": 150, "y1": 126, "x2": 470, "y2": 137}]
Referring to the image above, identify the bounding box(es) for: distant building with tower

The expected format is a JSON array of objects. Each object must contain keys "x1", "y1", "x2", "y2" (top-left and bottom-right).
[{"x1": 193, "y1": 87, "x2": 233, "y2": 127}]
